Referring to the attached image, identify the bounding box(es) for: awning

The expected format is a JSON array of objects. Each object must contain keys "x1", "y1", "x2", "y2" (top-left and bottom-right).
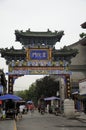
[
  {"x1": 0, "y1": 94, "x2": 22, "y2": 101},
  {"x1": 72, "y1": 91, "x2": 79, "y2": 95},
  {"x1": 27, "y1": 100, "x2": 33, "y2": 104},
  {"x1": 44, "y1": 96, "x2": 60, "y2": 101}
]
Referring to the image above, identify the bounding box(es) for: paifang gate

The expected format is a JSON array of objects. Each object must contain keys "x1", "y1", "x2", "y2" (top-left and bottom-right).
[{"x1": 0, "y1": 29, "x2": 78, "y2": 98}]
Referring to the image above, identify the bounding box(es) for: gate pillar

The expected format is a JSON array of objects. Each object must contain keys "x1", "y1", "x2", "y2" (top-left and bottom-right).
[
  {"x1": 8, "y1": 75, "x2": 13, "y2": 94},
  {"x1": 65, "y1": 74, "x2": 71, "y2": 98}
]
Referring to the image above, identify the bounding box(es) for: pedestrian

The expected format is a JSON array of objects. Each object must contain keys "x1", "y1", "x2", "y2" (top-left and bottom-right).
[
  {"x1": 19, "y1": 105, "x2": 24, "y2": 119},
  {"x1": 15, "y1": 107, "x2": 19, "y2": 121},
  {"x1": 28, "y1": 103, "x2": 34, "y2": 116},
  {"x1": 2, "y1": 108, "x2": 6, "y2": 120},
  {"x1": 0, "y1": 107, "x2": 2, "y2": 119},
  {"x1": 46, "y1": 104, "x2": 49, "y2": 113}
]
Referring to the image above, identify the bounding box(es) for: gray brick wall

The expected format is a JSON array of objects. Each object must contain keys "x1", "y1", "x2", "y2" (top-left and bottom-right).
[
  {"x1": 70, "y1": 43, "x2": 86, "y2": 65},
  {"x1": 68, "y1": 40, "x2": 86, "y2": 86}
]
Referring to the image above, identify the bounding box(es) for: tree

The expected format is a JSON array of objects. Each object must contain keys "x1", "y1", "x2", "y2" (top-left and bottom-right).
[
  {"x1": 79, "y1": 33, "x2": 86, "y2": 38},
  {"x1": 15, "y1": 76, "x2": 59, "y2": 105},
  {"x1": 35, "y1": 76, "x2": 59, "y2": 100},
  {"x1": 80, "y1": 22, "x2": 86, "y2": 39}
]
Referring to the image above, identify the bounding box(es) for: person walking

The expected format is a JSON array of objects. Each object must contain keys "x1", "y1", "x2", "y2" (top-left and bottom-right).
[
  {"x1": 28, "y1": 103, "x2": 35, "y2": 116},
  {"x1": 46, "y1": 104, "x2": 49, "y2": 113},
  {"x1": 2, "y1": 108, "x2": 6, "y2": 120}
]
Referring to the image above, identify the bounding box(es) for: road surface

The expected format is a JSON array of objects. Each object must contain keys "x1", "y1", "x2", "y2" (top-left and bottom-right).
[{"x1": 16, "y1": 110, "x2": 86, "y2": 130}]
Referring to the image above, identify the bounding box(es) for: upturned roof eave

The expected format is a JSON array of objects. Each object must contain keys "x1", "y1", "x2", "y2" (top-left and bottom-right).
[
  {"x1": 15, "y1": 30, "x2": 64, "y2": 41},
  {"x1": 81, "y1": 22, "x2": 86, "y2": 29}
]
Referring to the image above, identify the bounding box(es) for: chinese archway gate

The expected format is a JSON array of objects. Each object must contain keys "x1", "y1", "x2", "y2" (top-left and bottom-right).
[{"x1": 0, "y1": 29, "x2": 78, "y2": 98}]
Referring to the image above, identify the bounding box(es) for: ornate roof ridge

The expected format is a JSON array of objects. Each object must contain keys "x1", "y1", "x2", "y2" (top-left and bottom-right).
[
  {"x1": 15, "y1": 29, "x2": 64, "y2": 38},
  {"x1": 15, "y1": 29, "x2": 64, "y2": 46},
  {"x1": 15, "y1": 29, "x2": 64, "y2": 35}
]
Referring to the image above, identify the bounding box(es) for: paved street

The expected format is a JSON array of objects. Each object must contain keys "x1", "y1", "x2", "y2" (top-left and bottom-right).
[
  {"x1": 16, "y1": 110, "x2": 86, "y2": 130},
  {"x1": 0, "y1": 119, "x2": 16, "y2": 130}
]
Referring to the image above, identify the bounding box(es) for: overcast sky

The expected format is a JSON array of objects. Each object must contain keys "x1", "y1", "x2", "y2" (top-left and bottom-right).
[{"x1": 0, "y1": 0, "x2": 86, "y2": 91}]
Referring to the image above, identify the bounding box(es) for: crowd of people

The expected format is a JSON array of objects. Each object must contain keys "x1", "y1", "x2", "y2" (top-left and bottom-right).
[
  {"x1": 0, "y1": 99, "x2": 36, "y2": 120},
  {"x1": 0, "y1": 98, "x2": 61, "y2": 120}
]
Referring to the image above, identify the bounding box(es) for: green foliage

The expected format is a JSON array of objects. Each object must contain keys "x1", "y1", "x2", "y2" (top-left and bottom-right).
[
  {"x1": 15, "y1": 90, "x2": 29, "y2": 101},
  {"x1": 35, "y1": 76, "x2": 59, "y2": 100},
  {"x1": 79, "y1": 33, "x2": 86, "y2": 38},
  {"x1": 16, "y1": 76, "x2": 59, "y2": 105}
]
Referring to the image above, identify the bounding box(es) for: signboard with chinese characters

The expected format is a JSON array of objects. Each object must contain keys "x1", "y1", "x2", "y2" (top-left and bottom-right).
[
  {"x1": 26, "y1": 48, "x2": 52, "y2": 61},
  {"x1": 7, "y1": 47, "x2": 71, "y2": 75},
  {"x1": 30, "y1": 50, "x2": 48, "y2": 60}
]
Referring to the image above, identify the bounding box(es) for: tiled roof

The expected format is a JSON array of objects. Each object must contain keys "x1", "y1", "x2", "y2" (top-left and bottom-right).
[
  {"x1": 81, "y1": 22, "x2": 86, "y2": 29},
  {"x1": 15, "y1": 29, "x2": 64, "y2": 37}
]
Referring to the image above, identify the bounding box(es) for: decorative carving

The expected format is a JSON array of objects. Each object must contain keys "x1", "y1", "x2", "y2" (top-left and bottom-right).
[
  {"x1": 15, "y1": 29, "x2": 64, "y2": 46},
  {"x1": 0, "y1": 29, "x2": 78, "y2": 94}
]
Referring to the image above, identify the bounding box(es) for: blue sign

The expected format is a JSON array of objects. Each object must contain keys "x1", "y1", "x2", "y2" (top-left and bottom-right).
[{"x1": 30, "y1": 50, "x2": 48, "y2": 60}]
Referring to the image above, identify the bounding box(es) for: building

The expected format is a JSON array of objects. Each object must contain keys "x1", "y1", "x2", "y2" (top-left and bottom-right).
[
  {"x1": 68, "y1": 22, "x2": 86, "y2": 93},
  {"x1": 0, "y1": 29, "x2": 78, "y2": 96},
  {"x1": 0, "y1": 69, "x2": 7, "y2": 95}
]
